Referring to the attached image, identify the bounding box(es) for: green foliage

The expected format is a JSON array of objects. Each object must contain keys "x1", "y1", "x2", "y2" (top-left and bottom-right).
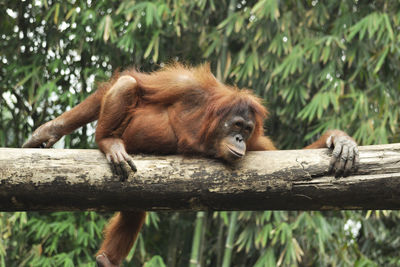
[
  {"x1": 0, "y1": 212, "x2": 105, "y2": 266},
  {"x1": 1, "y1": 0, "x2": 400, "y2": 266}
]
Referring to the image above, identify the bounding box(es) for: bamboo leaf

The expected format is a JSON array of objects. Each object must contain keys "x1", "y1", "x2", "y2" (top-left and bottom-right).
[
  {"x1": 54, "y1": 3, "x2": 60, "y2": 24},
  {"x1": 383, "y1": 14, "x2": 394, "y2": 41},
  {"x1": 374, "y1": 46, "x2": 389, "y2": 73},
  {"x1": 65, "y1": 7, "x2": 76, "y2": 21}
]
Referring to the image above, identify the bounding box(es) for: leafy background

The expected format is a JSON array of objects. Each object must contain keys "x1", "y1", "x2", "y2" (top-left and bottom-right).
[{"x1": 1, "y1": 0, "x2": 400, "y2": 266}]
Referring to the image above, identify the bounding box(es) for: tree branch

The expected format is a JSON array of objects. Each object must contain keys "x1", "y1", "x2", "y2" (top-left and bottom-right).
[{"x1": 1, "y1": 144, "x2": 400, "y2": 211}]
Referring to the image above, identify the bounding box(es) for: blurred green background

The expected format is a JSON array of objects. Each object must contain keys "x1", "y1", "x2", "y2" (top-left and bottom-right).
[{"x1": 1, "y1": 0, "x2": 400, "y2": 266}]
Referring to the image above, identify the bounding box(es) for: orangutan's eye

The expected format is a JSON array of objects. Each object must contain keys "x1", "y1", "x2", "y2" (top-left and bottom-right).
[{"x1": 234, "y1": 121, "x2": 243, "y2": 129}]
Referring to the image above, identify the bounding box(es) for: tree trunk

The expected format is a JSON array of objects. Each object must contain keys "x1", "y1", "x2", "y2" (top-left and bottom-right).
[{"x1": 0, "y1": 144, "x2": 400, "y2": 211}]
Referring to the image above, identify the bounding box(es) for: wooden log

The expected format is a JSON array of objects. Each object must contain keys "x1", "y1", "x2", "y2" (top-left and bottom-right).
[{"x1": 0, "y1": 144, "x2": 399, "y2": 211}]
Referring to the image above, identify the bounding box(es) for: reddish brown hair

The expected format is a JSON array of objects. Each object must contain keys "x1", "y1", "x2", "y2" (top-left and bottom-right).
[{"x1": 122, "y1": 63, "x2": 267, "y2": 148}]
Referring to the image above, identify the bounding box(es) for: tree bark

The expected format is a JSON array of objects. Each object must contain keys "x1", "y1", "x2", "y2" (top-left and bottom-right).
[{"x1": 0, "y1": 144, "x2": 400, "y2": 211}]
